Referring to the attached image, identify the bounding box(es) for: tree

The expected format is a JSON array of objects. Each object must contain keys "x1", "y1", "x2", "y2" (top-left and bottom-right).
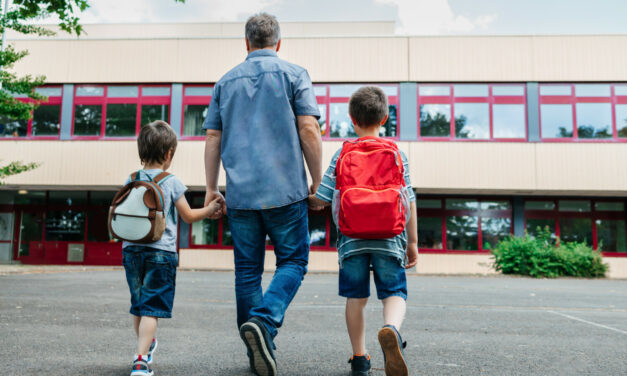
[{"x1": 0, "y1": 160, "x2": 38, "y2": 185}]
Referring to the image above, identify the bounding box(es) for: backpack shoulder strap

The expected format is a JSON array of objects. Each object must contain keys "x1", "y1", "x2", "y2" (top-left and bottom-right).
[
  {"x1": 131, "y1": 171, "x2": 140, "y2": 181},
  {"x1": 154, "y1": 172, "x2": 172, "y2": 186}
]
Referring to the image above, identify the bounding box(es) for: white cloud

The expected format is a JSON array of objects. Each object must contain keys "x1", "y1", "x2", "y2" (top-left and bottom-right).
[{"x1": 374, "y1": 0, "x2": 497, "y2": 35}]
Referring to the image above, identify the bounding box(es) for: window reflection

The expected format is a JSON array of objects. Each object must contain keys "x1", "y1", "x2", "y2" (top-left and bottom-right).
[
  {"x1": 329, "y1": 103, "x2": 355, "y2": 138},
  {"x1": 576, "y1": 103, "x2": 612, "y2": 139},
  {"x1": 0, "y1": 116, "x2": 28, "y2": 137},
  {"x1": 419, "y1": 85, "x2": 450, "y2": 96},
  {"x1": 19, "y1": 212, "x2": 43, "y2": 256},
  {"x1": 308, "y1": 215, "x2": 326, "y2": 246},
  {"x1": 616, "y1": 105, "x2": 627, "y2": 138},
  {"x1": 493, "y1": 104, "x2": 525, "y2": 138},
  {"x1": 420, "y1": 104, "x2": 450, "y2": 137},
  {"x1": 446, "y1": 199, "x2": 479, "y2": 210},
  {"x1": 74, "y1": 105, "x2": 102, "y2": 136},
  {"x1": 191, "y1": 218, "x2": 219, "y2": 245},
  {"x1": 596, "y1": 220, "x2": 626, "y2": 253},
  {"x1": 32, "y1": 105, "x2": 61, "y2": 136},
  {"x1": 183, "y1": 105, "x2": 207, "y2": 137},
  {"x1": 454, "y1": 85, "x2": 488, "y2": 97},
  {"x1": 45, "y1": 210, "x2": 85, "y2": 242},
  {"x1": 141, "y1": 104, "x2": 169, "y2": 126},
  {"x1": 454, "y1": 103, "x2": 489, "y2": 139},
  {"x1": 105, "y1": 104, "x2": 137, "y2": 137},
  {"x1": 559, "y1": 218, "x2": 592, "y2": 246},
  {"x1": 526, "y1": 219, "x2": 556, "y2": 240},
  {"x1": 318, "y1": 104, "x2": 327, "y2": 136},
  {"x1": 541, "y1": 104, "x2": 573, "y2": 138},
  {"x1": 446, "y1": 216, "x2": 478, "y2": 250},
  {"x1": 481, "y1": 217, "x2": 511, "y2": 249},
  {"x1": 418, "y1": 217, "x2": 442, "y2": 249}
]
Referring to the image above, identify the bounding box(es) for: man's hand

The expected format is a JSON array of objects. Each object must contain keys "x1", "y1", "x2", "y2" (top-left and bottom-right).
[
  {"x1": 405, "y1": 242, "x2": 418, "y2": 269},
  {"x1": 205, "y1": 190, "x2": 226, "y2": 218},
  {"x1": 308, "y1": 194, "x2": 327, "y2": 211}
]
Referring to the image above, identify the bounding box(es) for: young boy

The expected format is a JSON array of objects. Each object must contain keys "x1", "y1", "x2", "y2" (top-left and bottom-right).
[
  {"x1": 309, "y1": 87, "x2": 418, "y2": 376},
  {"x1": 121, "y1": 120, "x2": 223, "y2": 376}
]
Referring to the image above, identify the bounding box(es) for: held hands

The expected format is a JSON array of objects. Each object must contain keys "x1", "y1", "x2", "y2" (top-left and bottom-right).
[
  {"x1": 405, "y1": 242, "x2": 418, "y2": 269},
  {"x1": 308, "y1": 182, "x2": 326, "y2": 211},
  {"x1": 205, "y1": 190, "x2": 226, "y2": 219}
]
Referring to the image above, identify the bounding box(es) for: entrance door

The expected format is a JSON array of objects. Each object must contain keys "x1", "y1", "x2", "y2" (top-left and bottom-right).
[
  {"x1": 15, "y1": 210, "x2": 45, "y2": 264},
  {"x1": 0, "y1": 212, "x2": 14, "y2": 262}
]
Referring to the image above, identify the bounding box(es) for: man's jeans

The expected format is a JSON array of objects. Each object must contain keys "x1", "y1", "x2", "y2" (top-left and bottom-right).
[{"x1": 228, "y1": 199, "x2": 310, "y2": 340}]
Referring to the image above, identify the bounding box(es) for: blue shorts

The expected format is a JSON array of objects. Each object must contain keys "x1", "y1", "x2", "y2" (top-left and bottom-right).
[
  {"x1": 123, "y1": 246, "x2": 178, "y2": 318},
  {"x1": 339, "y1": 253, "x2": 407, "y2": 300}
]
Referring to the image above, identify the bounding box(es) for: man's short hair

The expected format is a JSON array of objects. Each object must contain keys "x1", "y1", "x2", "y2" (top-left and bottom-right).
[
  {"x1": 245, "y1": 13, "x2": 281, "y2": 49},
  {"x1": 137, "y1": 120, "x2": 178, "y2": 165},
  {"x1": 349, "y1": 86, "x2": 389, "y2": 127}
]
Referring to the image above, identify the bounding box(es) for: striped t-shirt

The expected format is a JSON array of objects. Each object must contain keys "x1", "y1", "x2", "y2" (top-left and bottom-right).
[{"x1": 315, "y1": 145, "x2": 415, "y2": 267}]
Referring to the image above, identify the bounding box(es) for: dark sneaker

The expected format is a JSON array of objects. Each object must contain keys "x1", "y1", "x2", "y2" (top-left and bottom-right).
[
  {"x1": 378, "y1": 325, "x2": 408, "y2": 376},
  {"x1": 130, "y1": 354, "x2": 154, "y2": 376},
  {"x1": 146, "y1": 338, "x2": 158, "y2": 364},
  {"x1": 239, "y1": 317, "x2": 277, "y2": 376},
  {"x1": 348, "y1": 354, "x2": 371, "y2": 376}
]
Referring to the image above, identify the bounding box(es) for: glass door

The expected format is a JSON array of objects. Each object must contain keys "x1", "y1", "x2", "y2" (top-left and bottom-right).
[
  {"x1": 16, "y1": 211, "x2": 45, "y2": 263},
  {"x1": 0, "y1": 212, "x2": 14, "y2": 262}
]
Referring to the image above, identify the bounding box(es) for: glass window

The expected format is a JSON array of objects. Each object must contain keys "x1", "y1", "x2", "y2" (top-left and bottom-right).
[
  {"x1": 481, "y1": 217, "x2": 511, "y2": 249},
  {"x1": 0, "y1": 117, "x2": 28, "y2": 137},
  {"x1": 540, "y1": 85, "x2": 571, "y2": 96},
  {"x1": 183, "y1": 105, "x2": 207, "y2": 137},
  {"x1": 14, "y1": 191, "x2": 46, "y2": 205},
  {"x1": 615, "y1": 85, "x2": 627, "y2": 96},
  {"x1": 481, "y1": 201, "x2": 511, "y2": 210},
  {"x1": 0, "y1": 212, "x2": 12, "y2": 240},
  {"x1": 595, "y1": 202, "x2": 625, "y2": 212},
  {"x1": 492, "y1": 86, "x2": 524, "y2": 96},
  {"x1": 73, "y1": 105, "x2": 102, "y2": 136},
  {"x1": 616, "y1": 105, "x2": 627, "y2": 138},
  {"x1": 35, "y1": 87, "x2": 62, "y2": 97},
  {"x1": 19, "y1": 212, "x2": 43, "y2": 256},
  {"x1": 446, "y1": 216, "x2": 478, "y2": 250},
  {"x1": 559, "y1": 218, "x2": 592, "y2": 246},
  {"x1": 329, "y1": 103, "x2": 355, "y2": 138},
  {"x1": 107, "y1": 86, "x2": 138, "y2": 98},
  {"x1": 493, "y1": 104, "x2": 526, "y2": 138},
  {"x1": 330, "y1": 84, "x2": 397, "y2": 98},
  {"x1": 191, "y1": 219, "x2": 219, "y2": 245},
  {"x1": 446, "y1": 199, "x2": 479, "y2": 210},
  {"x1": 308, "y1": 215, "x2": 327, "y2": 246},
  {"x1": 559, "y1": 200, "x2": 591, "y2": 212},
  {"x1": 222, "y1": 216, "x2": 233, "y2": 246},
  {"x1": 317, "y1": 104, "x2": 327, "y2": 136},
  {"x1": 184, "y1": 86, "x2": 213, "y2": 96},
  {"x1": 525, "y1": 201, "x2": 555, "y2": 210},
  {"x1": 454, "y1": 103, "x2": 489, "y2": 139},
  {"x1": 45, "y1": 210, "x2": 85, "y2": 241},
  {"x1": 417, "y1": 199, "x2": 442, "y2": 209},
  {"x1": 596, "y1": 219, "x2": 626, "y2": 253},
  {"x1": 418, "y1": 217, "x2": 442, "y2": 249},
  {"x1": 142, "y1": 87, "x2": 170, "y2": 96},
  {"x1": 329, "y1": 223, "x2": 337, "y2": 248},
  {"x1": 87, "y1": 208, "x2": 113, "y2": 242},
  {"x1": 105, "y1": 104, "x2": 137, "y2": 137},
  {"x1": 541, "y1": 104, "x2": 573, "y2": 138},
  {"x1": 49, "y1": 191, "x2": 87, "y2": 206},
  {"x1": 313, "y1": 86, "x2": 327, "y2": 97},
  {"x1": 420, "y1": 104, "x2": 450, "y2": 137},
  {"x1": 419, "y1": 86, "x2": 450, "y2": 96},
  {"x1": 32, "y1": 105, "x2": 61, "y2": 136},
  {"x1": 89, "y1": 192, "x2": 116, "y2": 206},
  {"x1": 380, "y1": 105, "x2": 397, "y2": 137},
  {"x1": 526, "y1": 219, "x2": 556, "y2": 239},
  {"x1": 76, "y1": 86, "x2": 104, "y2": 96},
  {"x1": 141, "y1": 104, "x2": 169, "y2": 126},
  {"x1": 454, "y1": 85, "x2": 488, "y2": 97},
  {"x1": 576, "y1": 103, "x2": 612, "y2": 139},
  {"x1": 574, "y1": 84, "x2": 610, "y2": 97}
]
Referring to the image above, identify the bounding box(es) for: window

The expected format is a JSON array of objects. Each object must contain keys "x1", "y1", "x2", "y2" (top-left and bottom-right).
[
  {"x1": 524, "y1": 199, "x2": 626, "y2": 253},
  {"x1": 72, "y1": 85, "x2": 171, "y2": 138},
  {"x1": 316, "y1": 84, "x2": 399, "y2": 139},
  {"x1": 181, "y1": 85, "x2": 213, "y2": 138},
  {"x1": 539, "y1": 84, "x2": 627, "y2": 141},
  {"x1": 0, "y1": 86, "x2": 62, "y2": 139},
  {"x1": 418, "y1": 84, "x2": 526, "y2": 140},
  {"x1": 417, "y1": 197, "x2": 512, "y2": 252}
]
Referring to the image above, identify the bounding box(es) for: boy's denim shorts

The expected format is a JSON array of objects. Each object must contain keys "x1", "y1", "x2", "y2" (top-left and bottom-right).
[
  {"x1": 123, "y1": 246, "x2": 178, "y2": 318},
  {"x1": 339, "y1": 253, "x2": 407, "y2": 300}
]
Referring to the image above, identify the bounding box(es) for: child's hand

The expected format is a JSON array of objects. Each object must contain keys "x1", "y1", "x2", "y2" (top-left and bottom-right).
[
  {"x1": 405, "y1": 242, "x2": 418, "y2": 269},
  {"x1": 206, "y1": 196, "x2": 225, "y2": 219},
  {"x1": 308, "y1": 194, "x2": 325, "y2": 211}
]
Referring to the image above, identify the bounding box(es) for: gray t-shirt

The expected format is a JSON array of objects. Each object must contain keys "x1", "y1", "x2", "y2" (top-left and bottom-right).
[{"x1": 122, "y1": 169, "x2": 187, "y2": 252}]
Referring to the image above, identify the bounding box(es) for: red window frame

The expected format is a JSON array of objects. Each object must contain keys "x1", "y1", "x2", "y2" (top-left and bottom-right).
[
  {"x1": 524, "y1": 198, "x2": 627, "y2": 256},
  {"x1": 180, "y1": 84, "x2": 214, "y2": 140},
  {"x1": 539, "y1": 83, "x2": 627, "y2": 142},
  {"x1": 0, "y1": 86, "x2": 63, "y2": 140},
  {"x1": 71, "y1": 85, "x2": 171, "y2": 140},
  {"x1": 417, "y1": 84, "x2": 527, "y2": 142},
  {"x1": 417, "y1": 197, "x2": 514, "y2": 254},
  {"x1": 316, "y1": 83, "x2": 401, "y2": 141}
]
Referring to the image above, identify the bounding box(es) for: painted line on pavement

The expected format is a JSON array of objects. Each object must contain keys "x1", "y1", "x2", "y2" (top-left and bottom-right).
[{"x1": 547, "y1": 310, "x2": 627, "y2": 335}]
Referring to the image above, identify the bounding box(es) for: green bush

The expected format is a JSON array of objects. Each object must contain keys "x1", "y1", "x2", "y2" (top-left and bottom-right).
[{"x1": 491, "y1": 227, "x2": 608, "y2": 278}]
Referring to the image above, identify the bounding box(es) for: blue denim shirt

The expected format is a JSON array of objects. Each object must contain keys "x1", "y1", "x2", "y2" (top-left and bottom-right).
[{"x1": 203, "y1": 49, "x2": 320, "y2": 210}]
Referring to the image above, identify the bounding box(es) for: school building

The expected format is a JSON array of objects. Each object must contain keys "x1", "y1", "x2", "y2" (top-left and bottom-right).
[{"x1": 0, "y1": 21, "x2": 626, "y2": 277}]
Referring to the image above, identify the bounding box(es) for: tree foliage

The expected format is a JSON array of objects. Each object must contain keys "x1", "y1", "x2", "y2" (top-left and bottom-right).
[{"x1": 0, "y1": 160, "x2": 39, "y2": 184}]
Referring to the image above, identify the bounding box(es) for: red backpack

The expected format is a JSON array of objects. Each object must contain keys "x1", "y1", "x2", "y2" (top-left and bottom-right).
[{"x1": 334, "y1": 136, "x2": 410, "y2": 239}]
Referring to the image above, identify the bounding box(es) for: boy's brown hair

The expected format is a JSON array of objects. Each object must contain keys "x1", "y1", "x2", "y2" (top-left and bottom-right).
[
  {"x1": 137, "y1": 120, "x2": 178, "y2": 165},
  {"x1": 349, "y1": 86, "x2": 389, "y2": 127}
]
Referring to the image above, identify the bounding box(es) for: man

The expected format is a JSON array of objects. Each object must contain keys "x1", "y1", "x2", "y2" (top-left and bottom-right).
[{"x1": 203, "y1": 13, "x2": 323, "y2": 376}]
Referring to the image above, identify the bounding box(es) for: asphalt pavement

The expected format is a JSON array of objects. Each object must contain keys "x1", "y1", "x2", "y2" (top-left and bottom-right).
[{"x1": 1, "y1": 269, "x2": 626, "y2": 375}]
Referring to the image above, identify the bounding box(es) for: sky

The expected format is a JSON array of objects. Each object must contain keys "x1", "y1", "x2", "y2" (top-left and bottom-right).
[{"x1": 41, "y1": 0, "x2": 627, "y2": 35}]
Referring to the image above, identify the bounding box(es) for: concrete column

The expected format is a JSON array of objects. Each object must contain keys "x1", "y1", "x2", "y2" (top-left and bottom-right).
[
  {"x1": 399, "y1": 82, "x2": 418, "y2": 141},
  {"x1": 170, "y1": 83, "x2": 183, "y2": 138},
  {"x1": 59, "y1": 84, "x2": 74, "y2": 140},
  {"x1": 526, "y1": 82, "x2": 540, "y2": 142},
  {"x1": 513, "y1": 197, "x2": 525, "y2": 237}
]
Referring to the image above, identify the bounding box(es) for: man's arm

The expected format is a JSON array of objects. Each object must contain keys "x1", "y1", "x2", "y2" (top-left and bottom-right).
[
  {"x1": 204, "y1": 129, "x2": 225, "y2": 212},
  {"x1": 297, "y1": 115, "x2": 323, "y2": 194}
]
